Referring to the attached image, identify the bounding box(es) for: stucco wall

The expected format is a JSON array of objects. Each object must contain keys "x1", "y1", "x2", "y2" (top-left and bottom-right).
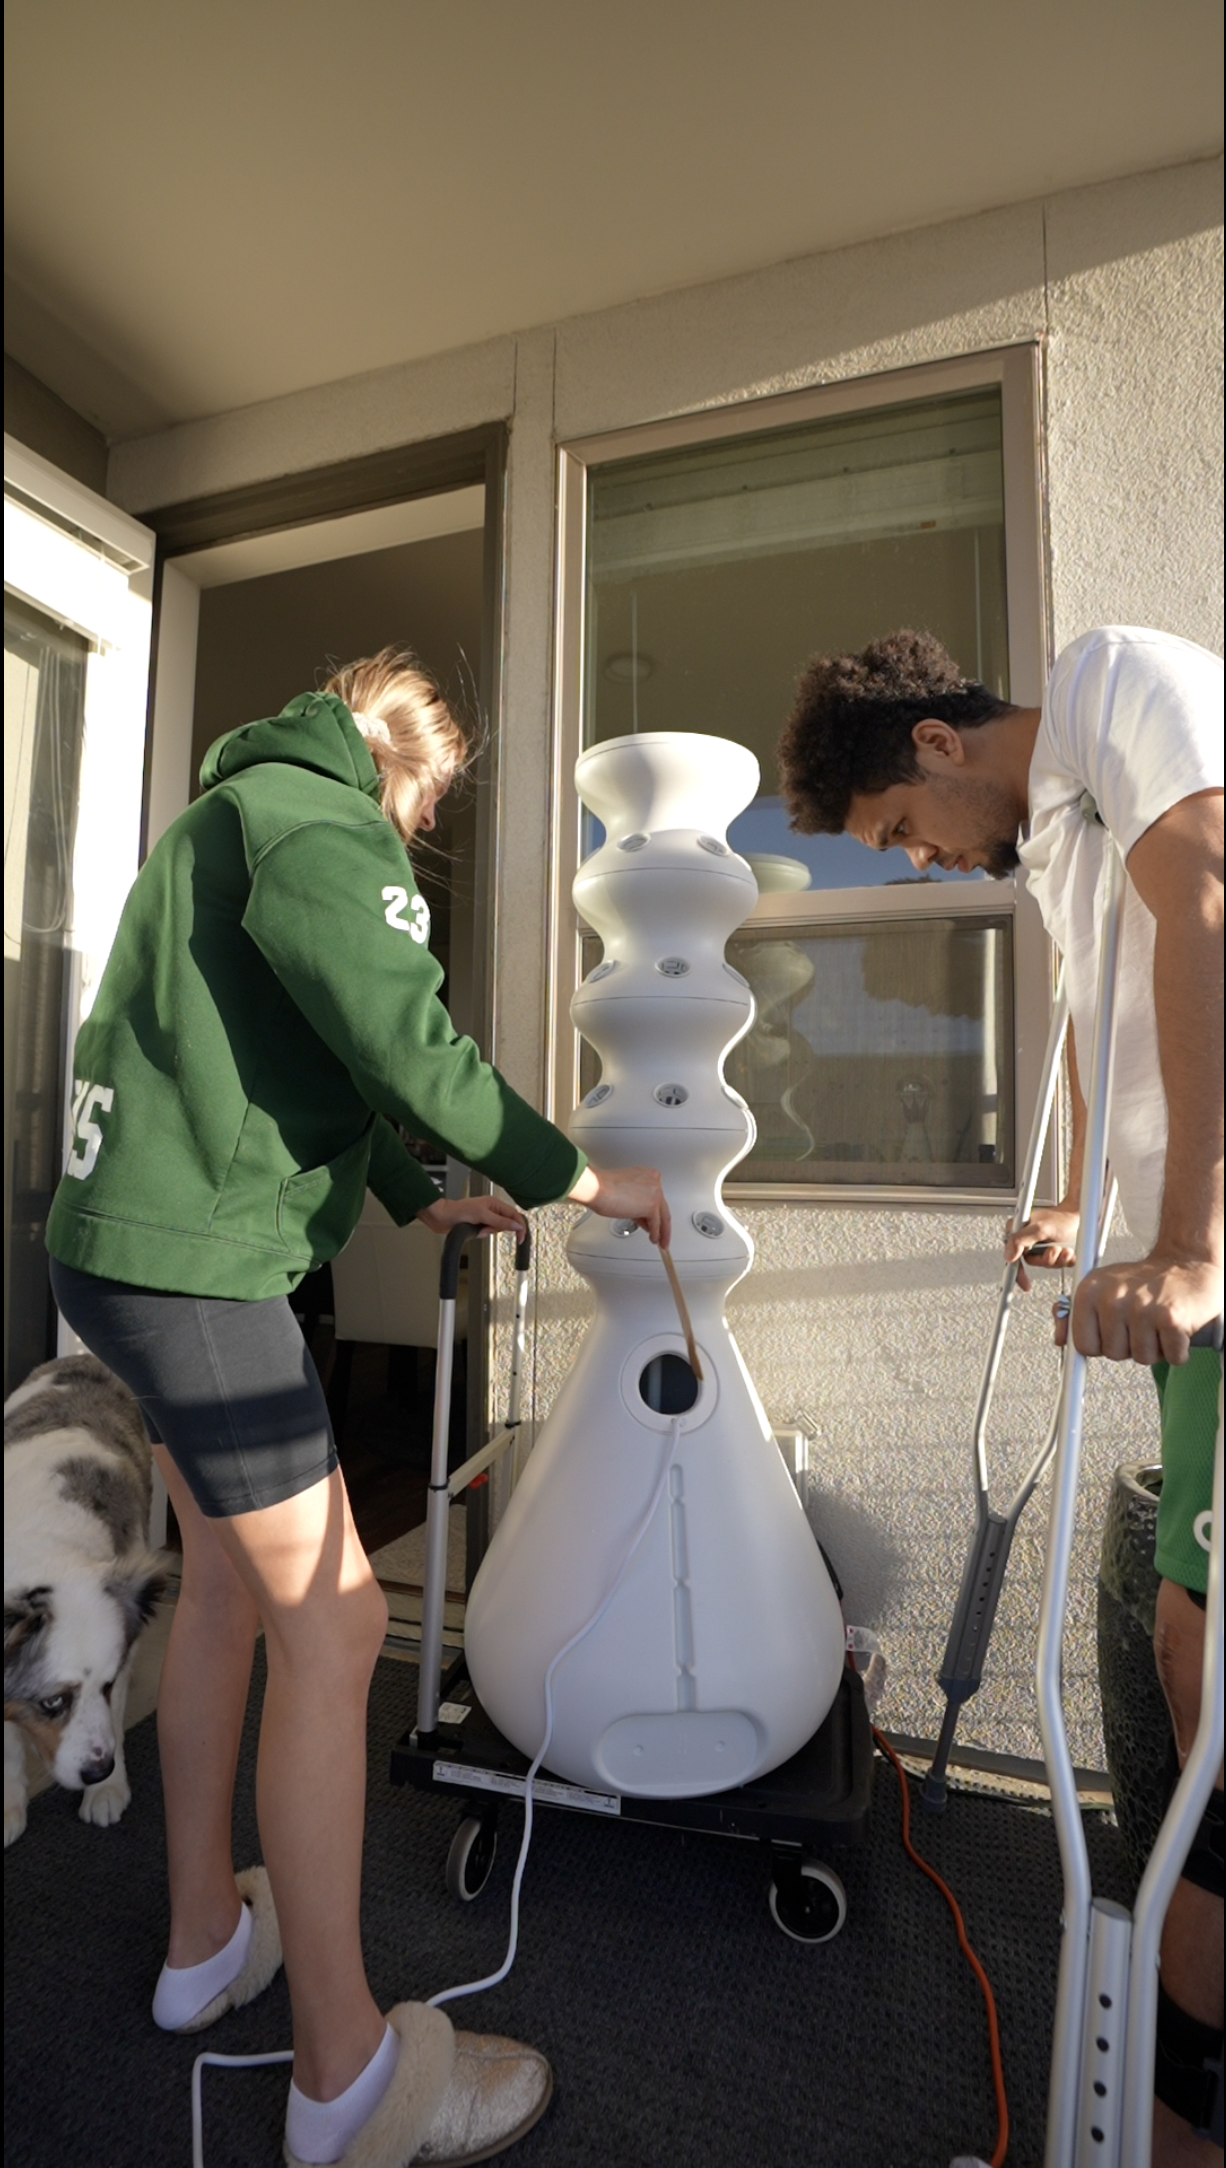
[
  {"x1": 111, "y1": 153, "x2": 1222, "y2": 1770},
  {"x1": 1043, "y1": 160, "x2": 1224, "y2": 652}
]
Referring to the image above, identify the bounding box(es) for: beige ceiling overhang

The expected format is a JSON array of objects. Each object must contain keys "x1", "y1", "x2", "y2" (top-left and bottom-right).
[{"x1": 4, "y1": 0, "x2": 1222, "y2": 441}]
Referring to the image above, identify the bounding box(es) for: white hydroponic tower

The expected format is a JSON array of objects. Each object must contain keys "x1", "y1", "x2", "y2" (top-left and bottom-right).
[{"x1": 464, "y1": 732, "x2": 844, "y2": 1797}]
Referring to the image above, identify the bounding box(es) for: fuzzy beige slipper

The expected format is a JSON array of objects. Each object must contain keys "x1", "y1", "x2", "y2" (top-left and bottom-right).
[
  {"x1": 283, "y1": 2006, "x2": 553, "y2": 2168},
  {"x1": 176, "y1": 1867, "x2": 284, "y2": 2033},
  {"x1": 416, "y1": 2031, "x2": 554, "y2": 2166}
]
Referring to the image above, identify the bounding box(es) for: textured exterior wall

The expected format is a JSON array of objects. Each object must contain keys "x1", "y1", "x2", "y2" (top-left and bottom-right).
[
  {"x1": 114, "y1": 153, "x2": 1222, "y2": 1772},
  {"x1": 108, "y1": 336, "x2": 517, "y2": 511},
  {"x1": 1045, "y1": 160, "x2": 1224, "y2": 655}
]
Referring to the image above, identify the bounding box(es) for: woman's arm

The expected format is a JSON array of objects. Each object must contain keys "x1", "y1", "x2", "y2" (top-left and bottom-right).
[
  {"x1": 244, "y1": 820, "x2": 583, "y2": 1209},
  {"x1": 417, "y1": 1168, "x2": 670, "y2": 1249}
]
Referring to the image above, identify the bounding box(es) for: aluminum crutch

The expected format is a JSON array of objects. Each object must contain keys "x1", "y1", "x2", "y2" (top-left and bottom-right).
[
  {"x1": 923, "y1": 968, "x2": 1119, "y2": 1810},
  {"x1": 1119, "y1": 1335, "x2": 1222, "y2": 2163},
  {"x1": 416, "y1": 1220, "x2": 532, "y2": 1741},
  {"x1": 1038, "y1": 836, "x2": 1225, "y2": 2166}
]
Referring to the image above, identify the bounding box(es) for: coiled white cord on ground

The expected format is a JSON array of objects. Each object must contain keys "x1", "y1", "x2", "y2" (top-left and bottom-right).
[
  {"x1": 192, "y1": 2048, "x2": 293, "y2": 2168},
  {"x1": 191, "y1": 1414, "x2": 684, "y2": 2163}
]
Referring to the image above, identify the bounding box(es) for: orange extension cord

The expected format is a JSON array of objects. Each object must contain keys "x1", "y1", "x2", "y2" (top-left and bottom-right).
[{"x1": 873, "y1": 1727, "x2": 1010, "y2": 2168}]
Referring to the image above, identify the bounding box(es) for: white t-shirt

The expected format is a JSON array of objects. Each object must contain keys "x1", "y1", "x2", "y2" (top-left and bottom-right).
[{"x1": 1017, "y1": 627, "x2": 1223, "y2": 1253}]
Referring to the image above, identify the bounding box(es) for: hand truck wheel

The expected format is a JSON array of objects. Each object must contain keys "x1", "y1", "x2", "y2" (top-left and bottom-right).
[
  {"x1": 768, "y1": 1858, "x2": 847, "y2": 1943},
  {"x1": 445, "y1": 1811, "x2": 498, "y2": 1902}
]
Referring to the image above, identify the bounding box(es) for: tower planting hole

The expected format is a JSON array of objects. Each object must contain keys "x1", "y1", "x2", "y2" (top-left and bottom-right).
[{"x1": 639, "y1": 1353, "x2": 699, "y2": 1414}]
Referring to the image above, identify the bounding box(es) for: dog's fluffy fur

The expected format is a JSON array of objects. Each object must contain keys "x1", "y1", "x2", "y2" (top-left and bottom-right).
[{"x1": 4, "y1": 1355, "x2": 166, "y2": 1847}]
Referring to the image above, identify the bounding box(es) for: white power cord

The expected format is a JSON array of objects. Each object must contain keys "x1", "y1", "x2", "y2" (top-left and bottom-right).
[
  {"x1": 192, "y1": 2049, "x2": 293, "y2": 2168},
  {"x1": 427, "y1": 1412, "x2": 684, "y2": 2008},
  {"x1": 190, "y1": 1413, "x2": 684, "y2": 2163}
]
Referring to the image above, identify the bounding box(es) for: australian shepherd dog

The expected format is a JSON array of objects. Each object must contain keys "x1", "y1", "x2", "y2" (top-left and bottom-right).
[{"x1": 4, "y1": 1355, "x2": 166, "y2": 1847}]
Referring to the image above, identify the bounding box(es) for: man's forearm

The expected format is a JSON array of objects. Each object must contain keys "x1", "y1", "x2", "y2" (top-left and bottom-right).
[
  {"x1": 1070, "y1": 793, "x2": 1223, "y2": 1360},
  {"x1": 1152, "y1": 902, "x2": 1225, "y2": 1266}
]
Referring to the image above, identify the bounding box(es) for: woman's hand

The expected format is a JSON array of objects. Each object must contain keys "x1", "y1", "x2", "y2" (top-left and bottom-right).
[
  {"x1": 569, "y1": 1164, "x2": 671, "y2": 1248},
  {"x1": 1005, "y1": 1204, "x2": 1079, "y2": 1291},
  {"x1": 416, "y1": 1194, "x2": 527, "y2": 1240}
]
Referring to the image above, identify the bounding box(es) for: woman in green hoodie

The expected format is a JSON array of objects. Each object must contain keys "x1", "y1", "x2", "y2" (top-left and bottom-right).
[{"x1": 47, "y1": 646, "x2": 669, "y2": 2168}]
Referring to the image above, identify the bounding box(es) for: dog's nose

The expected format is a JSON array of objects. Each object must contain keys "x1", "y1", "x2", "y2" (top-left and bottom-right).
[{"x1": 80, "y1": 1752, "x2": 115, "y2": 1785}]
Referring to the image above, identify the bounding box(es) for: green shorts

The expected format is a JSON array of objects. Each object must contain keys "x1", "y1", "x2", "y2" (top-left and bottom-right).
[{"x1": 1153, "y1": 1348, "x2": 1221, "y2": 1597}]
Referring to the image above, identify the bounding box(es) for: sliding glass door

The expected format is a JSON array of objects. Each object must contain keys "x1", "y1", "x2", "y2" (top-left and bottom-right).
[
  {"x1": 3, "y1": 600, "x2": 90, "y2": 1387},
  {"x1": 3, "y1": 439, "x2": 155, "y2": 1394}
]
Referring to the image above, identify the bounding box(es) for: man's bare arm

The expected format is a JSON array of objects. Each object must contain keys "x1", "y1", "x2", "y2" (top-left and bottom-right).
[
  {"x1": 1072, "y1": 788, "x2": 1224, "y2": 1363},
  {"x1": 1131, "y1": 789, "x2": 1224, "y2": 1269}
]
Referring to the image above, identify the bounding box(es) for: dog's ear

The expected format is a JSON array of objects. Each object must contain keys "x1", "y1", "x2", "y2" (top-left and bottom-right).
[
  {"x1": 4, "y1": 1586, "x2": 52, "y2": 1660},
  {"x1": 107, "y1": 1554, "x2": 169, "y2": 1642}
]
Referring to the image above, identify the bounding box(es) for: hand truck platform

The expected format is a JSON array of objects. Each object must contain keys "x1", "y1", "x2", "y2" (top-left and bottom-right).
[{"x1": 392, "y1": 1647, "x2": 874, "y2": 1940}]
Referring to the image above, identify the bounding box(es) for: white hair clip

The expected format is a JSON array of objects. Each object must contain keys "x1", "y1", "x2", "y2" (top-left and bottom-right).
[{"x1": 352, "y1": 710, "x2": 392, "y2": 746}]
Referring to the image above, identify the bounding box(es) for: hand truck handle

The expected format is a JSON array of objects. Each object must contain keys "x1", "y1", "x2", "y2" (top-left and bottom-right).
[
  {"x1": 440, "y1": 1219, "x2": 533, "y2": 1299},
  {"x1": 418, "y1": 1218, "x2": 533, "y2": 1744}
]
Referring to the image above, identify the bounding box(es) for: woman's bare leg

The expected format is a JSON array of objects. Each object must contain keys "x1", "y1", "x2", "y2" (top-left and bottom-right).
[
  {"x1": 208, "y1": 1465, "x2": 389, "y2": 2104},
  {"x1": 153, "y1": 1445, "x2": 260, "y2": 1967}
]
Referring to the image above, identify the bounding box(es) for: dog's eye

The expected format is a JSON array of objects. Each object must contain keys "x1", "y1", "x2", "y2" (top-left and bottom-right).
[{"x1": 37, "y1": 1693, "x2": 71, "y2": 1720}]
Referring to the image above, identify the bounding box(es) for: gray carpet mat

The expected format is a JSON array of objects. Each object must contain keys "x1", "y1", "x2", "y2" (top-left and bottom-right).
[{"x1": 3, "y1": 1648, "x2": 1133, "y2": 2168}]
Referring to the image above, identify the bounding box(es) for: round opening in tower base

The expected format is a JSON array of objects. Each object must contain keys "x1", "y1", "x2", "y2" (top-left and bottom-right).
[
  {"x1": 639, "y1": 1352, "x2": 699, "y2": 1413},
  {"x1": 619, "y1": 1334, "x2": 718, "y2": 1432}
]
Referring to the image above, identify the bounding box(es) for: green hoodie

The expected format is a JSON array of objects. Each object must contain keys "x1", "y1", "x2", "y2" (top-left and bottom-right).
[{"x1": 47, "y1": 693, "x2": 585, "y2": 1298}]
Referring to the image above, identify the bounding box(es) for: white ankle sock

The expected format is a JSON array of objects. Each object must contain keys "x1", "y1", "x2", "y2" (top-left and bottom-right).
[
  {"x1": 152, "y1": 1898, "x2": 252, "y2": 2030},
  {"x1": 285, "y1": 2024, "x2": 399, "y2": 2166}
]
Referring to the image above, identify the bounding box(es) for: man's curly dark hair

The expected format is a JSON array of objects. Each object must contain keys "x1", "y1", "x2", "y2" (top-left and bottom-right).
[{"x1": 777, "y1": 628, "x2": 1015, "y2": 834}]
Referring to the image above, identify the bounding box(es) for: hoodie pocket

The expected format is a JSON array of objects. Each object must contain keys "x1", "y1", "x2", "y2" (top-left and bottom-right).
[{"x1": 275, "y1": 1127, "x2": 373, "y2": 1262}]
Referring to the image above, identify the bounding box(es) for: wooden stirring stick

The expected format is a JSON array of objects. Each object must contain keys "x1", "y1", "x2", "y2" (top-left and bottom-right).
[{"x1": 660, "y1": 1245, "x2": 703, "y2": 1382}]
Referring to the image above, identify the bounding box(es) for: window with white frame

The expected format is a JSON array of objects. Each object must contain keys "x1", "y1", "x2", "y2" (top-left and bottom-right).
[{"x1": 552, "y1": 350, "x2": 1052, "y2": 1203}]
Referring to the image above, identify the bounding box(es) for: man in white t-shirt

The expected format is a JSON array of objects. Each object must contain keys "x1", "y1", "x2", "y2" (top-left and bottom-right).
[{"x1": 777, "y1": 625, "x2": 1223, "y2": 2160}]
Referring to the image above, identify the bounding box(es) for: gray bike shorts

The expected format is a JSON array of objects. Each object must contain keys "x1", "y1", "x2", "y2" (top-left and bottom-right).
[{"x1": 49, "y1": 1258, "x2": 338, "y2": 1520}]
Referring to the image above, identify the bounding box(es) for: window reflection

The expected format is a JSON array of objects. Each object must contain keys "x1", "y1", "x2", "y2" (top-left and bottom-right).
[
  {"x1": 584, "y1": 389, "x2": 1009, "y2": 885},
  {"x1": 723, "y1": 918, "x2": 1014, "y2": 1187}
]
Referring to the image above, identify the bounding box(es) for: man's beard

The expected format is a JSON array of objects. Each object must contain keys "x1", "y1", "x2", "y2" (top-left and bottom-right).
[
  {"x1": 950, "y1": 771, "x2": 1022, "y2": 879},
  {"x1": 982, "y1": 832, "x2": 1021, "y2": 878}
]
